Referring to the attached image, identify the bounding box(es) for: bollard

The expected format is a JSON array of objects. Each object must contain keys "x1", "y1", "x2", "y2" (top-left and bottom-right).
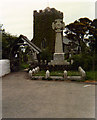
[
  {"x1": 29, "y1": 70, "x2": 32, "y2": 78},
  {"x1": 37, "y1": 66, "x2": 40, "y2": 72},
  {"x1": 35, "y1": 67, "x2": 38, "y2": 73},
  {"x1": 78, "y1": 66, "x2": 82, "y2": 72},
  {"x1": 64, "y1": 70, "x2": 67, "y2": 80},
  {"x1": 78, "y1": 66, "x2": 86, "y2": 79},
  {"x1": 71, "y1": 59, "x2": 73, "y2": 64},
  {"x1": 40, "y1": 60, "x2": 42, "y2": 64},
  {"x1": 32, "y1": 69, "x2": 35, "y2": 74},
  {"x1": 81, "y1": 70, "x2": 86, "y2": 78},
  {"x1": 44, "y1": 60, "x2": 47, "y2": 64},
  {"x1": 45, "y1": 70, "x2": 50, "y2": 79}
]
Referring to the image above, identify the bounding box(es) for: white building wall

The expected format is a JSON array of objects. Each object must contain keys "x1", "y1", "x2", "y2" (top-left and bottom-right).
[{"x1": 0, "y1": 59, "x2": 10, "y2": 77}]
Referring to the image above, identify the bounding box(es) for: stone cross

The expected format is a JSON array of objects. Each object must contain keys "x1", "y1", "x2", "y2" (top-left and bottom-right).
[
  {"x1": 52, "y1": 19, "x2": 65, "y2": 53},
  {"x1": 52, "y1": 19, "x2": 65, "y2": 32},
  {"x1": 48, "y1": 19, "x2": 69, "y2": 65}
]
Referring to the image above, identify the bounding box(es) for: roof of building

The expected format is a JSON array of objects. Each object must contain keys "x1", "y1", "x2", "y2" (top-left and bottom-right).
[
  {"x1": 19, "y1": 35, "x2": 41, "y2": 54},
  {"x1": 63, "y1": 36, "x2": 71, "y2": 45}
]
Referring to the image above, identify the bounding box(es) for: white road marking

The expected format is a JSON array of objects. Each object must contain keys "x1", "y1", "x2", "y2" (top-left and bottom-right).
[{"x1": 83, "y1": 85, "x2": 91, "y2": 87}]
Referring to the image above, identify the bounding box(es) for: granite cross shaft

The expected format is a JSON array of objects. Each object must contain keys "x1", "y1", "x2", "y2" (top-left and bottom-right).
[
  {"x1": 48, "y1": 19, "x2": 69, "y2": 65},
  {"x1": 52, "y1": 19, "x2": 65, "y2": 53}
]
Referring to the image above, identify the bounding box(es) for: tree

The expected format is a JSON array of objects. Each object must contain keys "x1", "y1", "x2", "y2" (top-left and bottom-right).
[
  {"x1": 2, "y1": 31, "x2": 24, "y2": 71},
  {"x1": 2, "y1": 32, "x2": 24, "y2": 59},
  {"x1": 64, "y1": 17, "x2": 94, "y2": 53},
  {"x1": 40, "y1": 47, "x2": 52, "y2": 63},
  {"x1": 90, "y1": 19, "x2": 97, "y2": 53},
  {"x1": 65, "y1": 18, "x2": 97, "y2": 71}
]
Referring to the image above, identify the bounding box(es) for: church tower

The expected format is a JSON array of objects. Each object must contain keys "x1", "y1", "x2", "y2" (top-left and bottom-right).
[{"x1": 32, "y1": 7, "x2": 63, "y2": 54}]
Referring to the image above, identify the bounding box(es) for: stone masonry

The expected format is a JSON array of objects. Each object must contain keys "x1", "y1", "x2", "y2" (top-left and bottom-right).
[{"x1": 49, "y1": 19, "x2": 69, "y2": 65}]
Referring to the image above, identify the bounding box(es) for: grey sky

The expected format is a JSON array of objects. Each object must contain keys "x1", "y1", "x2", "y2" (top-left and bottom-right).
[{"x1": 0, "y1": 0, "x2": 95, "y2": 39}]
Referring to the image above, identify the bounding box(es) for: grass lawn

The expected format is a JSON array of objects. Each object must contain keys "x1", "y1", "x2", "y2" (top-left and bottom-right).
[
  {"x1": 33, "y1": 70, "x2": 80, "y2": 76},
  {"x1": 33, "y1": 70, "x2": 97, "y2": 81},
  {"x1": 86, "y1": 71, "x2": 97, "y2": 81}
]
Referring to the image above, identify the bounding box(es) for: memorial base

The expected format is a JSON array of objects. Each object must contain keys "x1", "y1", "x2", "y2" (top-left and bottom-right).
[{"x1": 48, "y1": 53, "x2": 70, "y2": 65}]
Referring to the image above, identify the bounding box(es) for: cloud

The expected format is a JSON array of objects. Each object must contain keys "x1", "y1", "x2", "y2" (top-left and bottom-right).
[{"x1": 0, "y1": 0, "x2": 95, "y2": 39}]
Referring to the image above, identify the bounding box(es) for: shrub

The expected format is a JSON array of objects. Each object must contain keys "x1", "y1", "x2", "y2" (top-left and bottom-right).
[
  {"x1": 42, "y1": 77, "x2": 52, "y2": 80},
  {"x1": 42, "y1": 77, "x2": 46, "y2": 80},
  {"x1": 47, "y1": 77, "x2": 52, "y2": 80},
  {"x1": 40, "y1": 48, "x2": 52, "y2": 62},
  {"x1": 72, "y1": 53, "x2": 95, "y2": 71},
  {"x1": 31, "y1": 77, "x2": 37, "y2": 80},
  {"x1": 20, "y1": 63, "x2": 29, "y2": 69},
  {"x1": 85, "y1": 71, "x2": 97, "y2": 80}
]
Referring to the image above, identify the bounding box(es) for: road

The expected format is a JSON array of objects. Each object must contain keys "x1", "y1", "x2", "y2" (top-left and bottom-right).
[{"x1": 2, "y1": 71, "x2": 96, "y2": 118}]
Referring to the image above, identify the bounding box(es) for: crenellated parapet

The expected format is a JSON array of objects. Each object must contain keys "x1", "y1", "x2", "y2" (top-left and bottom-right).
[{"x1": 33, "y1": 7, "x2": 63, "y2": 17}]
